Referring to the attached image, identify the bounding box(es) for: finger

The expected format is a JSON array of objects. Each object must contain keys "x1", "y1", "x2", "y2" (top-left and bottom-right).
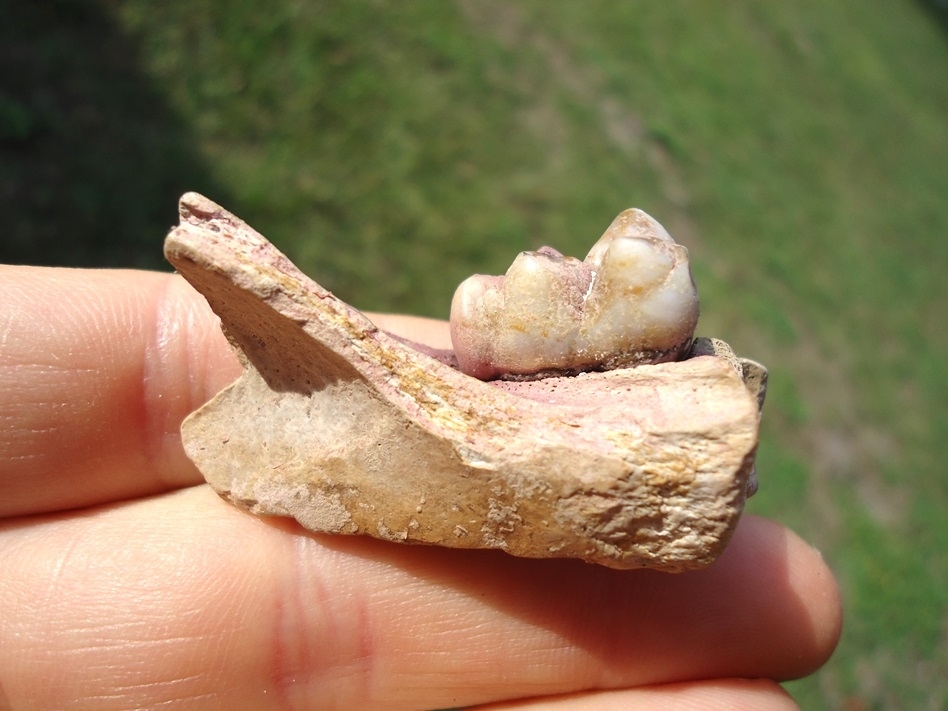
[
  {"x1": 0, "y1": 266, "x2": 241, "y2": 518},
  {"x1": 0, "y1": 266, "x2": 449, "y2": 519},
  {"x1": 471, "y1": 679, "x2": 799, "y2": 711},
  {"x1": 371, "y1": 312, "x2": 452, "y2": 349},
  {"x1": 0, "y1": 493, "x2": 841, "y2": 711}
]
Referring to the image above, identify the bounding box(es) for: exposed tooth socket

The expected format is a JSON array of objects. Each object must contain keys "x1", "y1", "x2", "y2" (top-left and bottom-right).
[{"x1": 450, "y1": 209, "x2": 699, "y2": 380}]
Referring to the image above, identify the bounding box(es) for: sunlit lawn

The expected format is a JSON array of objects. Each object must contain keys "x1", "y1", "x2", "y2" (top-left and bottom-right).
[{"x1": 5, "y1": 1, "x2": 946, "y2": 708}]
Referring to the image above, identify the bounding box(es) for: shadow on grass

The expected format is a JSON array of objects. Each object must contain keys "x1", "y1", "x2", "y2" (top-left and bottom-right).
[
  {"x1": 913, "y1": 0, "x2": 948, "y2": 40},
  {"x1": 0, "y1": 0, "x2": 228, "y2": 269}
]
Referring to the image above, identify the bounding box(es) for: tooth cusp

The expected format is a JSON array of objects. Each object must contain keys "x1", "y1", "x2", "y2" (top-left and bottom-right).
[{"x1": 450, "y1": 209, "x2": 699, "y2": 380}]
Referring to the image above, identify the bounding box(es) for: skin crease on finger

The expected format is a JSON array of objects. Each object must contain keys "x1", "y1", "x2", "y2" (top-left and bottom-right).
[
  {"x1": 0, "y1": 266, "x2": 456, "y2": 519},
  {"x1": 0, "y1": 266, "x2": 241, "y2": 517},
  {"x1": 470, "y1": 678, "x2": 801, "y2": 711},
  {"x1": 0, "y1": 267, "x2": 842, "y2": 709},
  {"x1": 0, "y1": 488, "x2": 840, "y2": 711}
]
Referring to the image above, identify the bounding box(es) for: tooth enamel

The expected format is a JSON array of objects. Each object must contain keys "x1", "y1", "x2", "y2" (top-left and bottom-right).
[{"x1": 450, "y1": 209, "x2": 699, "y2": 380}]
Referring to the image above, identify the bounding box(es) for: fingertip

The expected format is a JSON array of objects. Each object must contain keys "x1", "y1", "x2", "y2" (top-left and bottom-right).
[
  {"x1": 770, "y1": 520, "x2": 843, "y2": 676},
  {"x1": 369, "y1": 312, "x2": 453, "y2": 350},
  {"x1": 145, "y1": 273, "x2": 242, "y2": 487},
  {"x1": 723, "y1": 515, "x2": 842, "y2": 678},
  {"x1": 158, "y1": 273, "x2": 244, "y2": 395}
]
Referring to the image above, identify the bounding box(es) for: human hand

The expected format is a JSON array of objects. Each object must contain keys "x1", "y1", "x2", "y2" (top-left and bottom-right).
[{"x1": 0, "y1": 265, "x2": 841, "y2": 710}]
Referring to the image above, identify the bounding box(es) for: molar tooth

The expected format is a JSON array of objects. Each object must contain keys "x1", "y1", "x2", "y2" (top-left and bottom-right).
[
  {"x1": 451, "y1": 250, "x2": 587, "y2": 378},
  {"x1": 593, "y1": 234, "x2": 676, "y2": 293},
  {"x1": 450, "y1": 275, "x2": 504, "y2": 380},
  {"x1": 581, "y1": 234, "x2": 694, "y2": 358},
  {"x1": 585, "y1": 208, "x2": 673, "y2": 267},
  {"x1": 450, "y1": 209, "x2": 699, "y2": 380}
]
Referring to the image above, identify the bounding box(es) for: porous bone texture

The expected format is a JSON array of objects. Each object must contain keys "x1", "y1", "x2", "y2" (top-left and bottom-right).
[{"x1": 165, "y1": 194, "x2": 763, "y2": 572}]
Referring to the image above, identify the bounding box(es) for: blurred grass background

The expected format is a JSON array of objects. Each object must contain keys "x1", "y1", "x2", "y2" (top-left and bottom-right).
[{"x1": 3, "y1": 0, "x2": 946, "y2": 708}]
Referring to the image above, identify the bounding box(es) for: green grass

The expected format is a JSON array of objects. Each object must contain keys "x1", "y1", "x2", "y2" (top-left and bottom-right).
[{"x1": 5, "y1": 1, "x2": 947, "y2": 708}]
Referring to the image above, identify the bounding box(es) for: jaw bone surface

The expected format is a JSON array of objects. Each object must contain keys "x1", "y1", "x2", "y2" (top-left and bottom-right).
[
  {"x1": 450, "y1": 209, "x2": 700, "y2": 380},
  {"x1": 165, "y1": 194, "x2": 765, "y2": 571}
]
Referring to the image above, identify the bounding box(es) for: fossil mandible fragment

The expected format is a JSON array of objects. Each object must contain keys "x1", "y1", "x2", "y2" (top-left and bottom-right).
[
  {"x1": 165, "y1": 193, "x2": 766, "y2": 572},
  {"x1": 450, "y1": 209, "x2": 699, "y2": 380}
]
